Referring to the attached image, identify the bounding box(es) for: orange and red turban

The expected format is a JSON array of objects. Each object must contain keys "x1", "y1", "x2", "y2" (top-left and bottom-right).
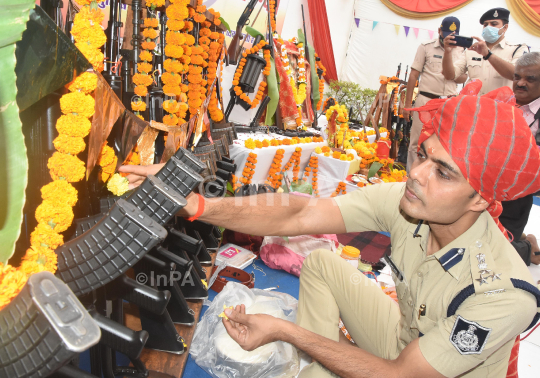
[{"x1": 410, "y1": 80, "x2": 540, "y2": 240}]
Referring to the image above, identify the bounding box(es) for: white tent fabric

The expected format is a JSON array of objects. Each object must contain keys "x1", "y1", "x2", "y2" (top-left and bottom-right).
[{"x1": 341, "y1": 0, "x2": 540, "y2": 90}]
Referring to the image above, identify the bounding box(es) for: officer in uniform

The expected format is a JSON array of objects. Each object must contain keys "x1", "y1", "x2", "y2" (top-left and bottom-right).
[
  {"x1": 120, "y1": 85, "x2": 540, "y2": 377},
  {"x1": 404, "y1": 16, "x2": 467, "y2": 173},
  {"x1": 442, "y1": 7, "x2": 529, "y2": 96}
]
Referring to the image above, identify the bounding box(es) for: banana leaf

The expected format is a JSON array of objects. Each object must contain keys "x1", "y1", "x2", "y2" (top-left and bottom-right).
[
  {"x1": 264, "y1": 56, "x2": 279, "y2": 125},
  {"x1": 219, "y1": 17, "x2": 231, "y2": 32},
  {"x1": 297, "y1": 29, "x2": 320, "y2": 114},
  {"x1": 0, "y1": 0, "x2": 34, "y2": 263},
  {"x1": 246, "y1": 26, "x2": 265, "y2": 42},
  {"x1": 368, "y1": 162, "x2": 383, "y2": 179}
]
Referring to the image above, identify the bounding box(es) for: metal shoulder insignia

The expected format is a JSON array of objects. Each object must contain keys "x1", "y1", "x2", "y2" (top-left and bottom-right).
[{"x1": 450, "y1": 315, "x2": 491, "y2": 355}]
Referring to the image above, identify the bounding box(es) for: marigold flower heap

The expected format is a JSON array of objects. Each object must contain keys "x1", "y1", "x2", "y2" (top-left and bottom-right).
[{"x1": 71, "y1": 2, "x2": 106, "y2": 72}]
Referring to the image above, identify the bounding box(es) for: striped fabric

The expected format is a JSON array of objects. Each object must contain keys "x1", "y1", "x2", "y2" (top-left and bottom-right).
[{"x1": 410, "y1": 80, "x2": 540, "y2": 239}]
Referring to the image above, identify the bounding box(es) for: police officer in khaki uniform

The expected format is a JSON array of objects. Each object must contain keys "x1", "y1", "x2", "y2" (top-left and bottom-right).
[
  {"x1": 404, "y1": 17, "x2": 467, "y2": 172},
  {"x1": 442, "y1": 8, "x2": 529, "y2": 96}
]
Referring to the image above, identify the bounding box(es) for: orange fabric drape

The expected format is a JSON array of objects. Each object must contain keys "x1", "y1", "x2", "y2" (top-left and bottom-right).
[
  {"x1": 506, "y1": 0, "x2": 540, "y2": 36},
  {"x1": 380, "y1": 0, "x2": 474, "y2": 19}
]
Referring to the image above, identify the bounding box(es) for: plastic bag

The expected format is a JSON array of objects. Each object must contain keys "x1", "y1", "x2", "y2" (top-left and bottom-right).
[{"x1": 191, "y1": 282, "x2": 300, "y2": 378}]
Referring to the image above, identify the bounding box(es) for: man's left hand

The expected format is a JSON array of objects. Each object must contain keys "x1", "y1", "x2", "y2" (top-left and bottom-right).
[
  {"x1": 469, "y1": 37, "x2": 489, "y2": 57},
  {"x1": 222, "y1": 304, "x2": 286, "y2": 351}
]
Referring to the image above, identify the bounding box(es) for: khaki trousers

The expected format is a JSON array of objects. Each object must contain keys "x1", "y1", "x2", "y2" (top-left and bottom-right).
[
  {"x1": 296, "y1": 249, "x2": 402, "y2": 378},
  {"x1": 406, "y1": 94, "x2": 429, "y2": 173}
]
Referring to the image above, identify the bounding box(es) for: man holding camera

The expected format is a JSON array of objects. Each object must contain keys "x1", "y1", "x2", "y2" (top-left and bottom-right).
[
  {"x1": 403, "y1": 17, "x2": 467, "y2": 172},
  {"x1": 442, "y1": 7, "x2": 528, "y2": 96}
]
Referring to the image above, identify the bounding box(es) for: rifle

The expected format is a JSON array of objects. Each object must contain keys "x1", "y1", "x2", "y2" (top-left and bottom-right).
[
  {"x1": 396, "y1": 63, "x2": 401, "y2": 80},
  {"x1": 404, "y1": 65, "x2": 409, "y2": 83},
  {"x1": 301, "y1": 5, "x2": 317, "y2": 128},
  {"x1": 227, "y1": 0, "x2": 258, "y2": 65}
]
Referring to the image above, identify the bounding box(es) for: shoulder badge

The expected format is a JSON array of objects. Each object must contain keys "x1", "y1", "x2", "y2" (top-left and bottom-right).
[{"x1": 450, "y1": 316, "x2": 491, "y2": 355}]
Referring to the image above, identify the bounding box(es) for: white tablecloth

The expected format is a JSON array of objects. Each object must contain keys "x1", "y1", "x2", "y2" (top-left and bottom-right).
[
  {"x1": 230, "y1": 135, "x2": 326, "y2": 185},
  {"x1": 314, "y1": 152, "x2": 360, "y2": 180}
]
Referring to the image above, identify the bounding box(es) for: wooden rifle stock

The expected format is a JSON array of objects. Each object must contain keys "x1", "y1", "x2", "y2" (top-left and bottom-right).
[{"x1": 227, "y1": 0, "x2": 258, "y2": 65}]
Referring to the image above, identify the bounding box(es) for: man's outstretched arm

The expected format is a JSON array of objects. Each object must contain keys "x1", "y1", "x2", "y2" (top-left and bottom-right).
[
  {"x1": 222, "y1": 306, "x2": 444, "y2": 378},
  {"x1": 119, "y1": 164, "x2": 347, "y2": 237}
]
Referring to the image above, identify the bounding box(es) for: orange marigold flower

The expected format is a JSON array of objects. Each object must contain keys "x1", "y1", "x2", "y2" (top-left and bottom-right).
[
  {"x1": 164, "y1": 59, "x2": 184, "y2": 73},
  {"x1": 97, "y1": 144, "x2": 115, "y2": 167},
  {"x1": 161, "y1": 72, "x2": 182, "y2": 86},
  {"x1": 22, "y1": 245, "x2": 58, "y2": 273},
  {"x1": 0, "y1": 268, "x2": 27, "y2": 311},
  {"x1": 140, "y1": 50, "x2": 153, "y2": 61},
  {"x1": 166, "y1": 3, "x2": 189, "y2": 20},
  {"x1": 131, "y1": 100, "x2": 147, "y2": 112},
  {"x1": 35, "y1": 199, "x2": 74, "y2": 233},
  {"x1": 60, "y1": 92, "x2": 95, "y2": 118},
  {"x1": 30, "y1": 223, "x2": 64, "y2": 250},
  {"x1": 167, "y1": 19, "x2": 185, "y2": 31},
  {"x1": 142, "y1": 28, "x2": 159, "y2": 39},
  {"x1": 166, "y1": 30, "x2": 186, "y2": 45},
  {"x1": 67, "y1": 72, "x2": 97, "y2": 94},
  {"x1": 162, "y1": 84, "x2": 182, "y2": 96},
  {"x1": 56, "y1": 114, "x2": 91, "y2": 138},
  {"x1": 137, "y1": 62, "x2": 153, "y2": 74},
  {"x1": 141, "y1": 41, "x2": 156, "y2": 50},
  {"x1": 133, "y1": 73, "x2": 153, "y2": 87},
  {"x1": 134, "y1": 85, "x2": 148, "y2": 97},
  {"x1": 53, "y1": 134, "x2": 86, "y2": 155},
  {"x1": 41, "y1": 180, "x2": 78, "y2": 207},
  {"x1": 163, "y1": 114, "x2": 179, "y2": 126},
  {"x1": 163, "y1": 99, "x2": 180, "y2": 113},
  {"x1": 144, "y1": 17, "x2": 159, "y2": 28},
  {"x1": 165, "y1": 44, "x2": 184, "y2": 59}
]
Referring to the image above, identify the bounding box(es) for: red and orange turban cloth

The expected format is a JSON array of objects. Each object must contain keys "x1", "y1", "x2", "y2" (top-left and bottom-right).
[{"x1": 409, "y1": 80, "x2": 540, "y2": 240}]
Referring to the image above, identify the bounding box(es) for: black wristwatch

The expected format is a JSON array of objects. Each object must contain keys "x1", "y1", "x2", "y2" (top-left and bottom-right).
[{"x1": 483, "y1": 50, "x2": 492, "y2": 60}]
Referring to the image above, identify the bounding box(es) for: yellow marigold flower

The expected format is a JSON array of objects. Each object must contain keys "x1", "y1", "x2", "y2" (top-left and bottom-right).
[
  {"x1": 107, "y1": 173, "x2": 130, "y2": 196},
  {"x1": 68, "y1": 72, "x2": 97, "y2": 94},
  {"x1": 142, "y1": 28, "x2": 159, "y2": 40},
  {"x1": 163, "y1": 113, "x2": 179, "y2": 126},
  {"x1": 53, "y1": 134, "x2": 86, "y2": 155},
  {"x1": 56, "y1": 114, "x2": 91, "y2": 138},
  {"x1": 134, "y1": 85, "x2": 148, "y2": 97},
  {"x1": 21, "y1": 245, "x2": 58, "y2": 273},
  {"x1": 164, "y1": 59, "x2": 183, "y2": 73},
  {"x1": 102, "y1": 156, "x2": 118, "y2": 175},
  {"x1": 36, "y1": 200, "x2": 74, "y2": 233},
  {"x1": 131, "y1": 100, "x2": 147, "y2": 112},
  {"x1": 315, "y1": 147, "x2": 322, "y2": 154},
  {"x1": 146, "y1": 0, "x2": 165, "y2": 8},
  {"x1": 144, "y1": 17, "x2": 159, "y2": 28},
  {"x1": 163, "y1": 99, "x2": 180, "y2": 113},
  {"x1": 165, "y1": 45, "x2": 184, "y2": 59},
  {"x1": 98, "y1": 144, "x2": 115, "y2": 167},
  {"x1": 60, "y1": 92, "x2": 95, "y2": 118},
  {"x1": 30, "y1": 223, "x2": 64, "y2": 250},
  {"x1": 0, "y1": 269, "x2": 27, "y2": 311},
  {"x1": 41, "y1": 180, "x2": 78, "y2": 207},
  {"x1": 166, "y1": 19, "x2": 185, "y2": 31},
  {"x1": 166, "y1": 30, "x2": 186, "y2": 45},
  {"x1": 75, "y1": 42, "x2": 104, "y2": 72},
  {"x1": 133, "y1": 73, "x2": 153, "y2": 87},
  {"x1": 244, "y1": 138, "x2": 256, "y2": 150},
  {"x1": 140, "y1": 50, "x2": 153, "y2": 62},
  {"x1": 48, "y1": 152, "x2": 86, "y2": 182}
]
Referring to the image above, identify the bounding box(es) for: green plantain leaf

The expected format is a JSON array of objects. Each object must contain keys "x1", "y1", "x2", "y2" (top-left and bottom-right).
[
  {"x1": 0, "y1": 0, "x2": 34, "y2": 263},
  {"x1": 264, "y1": 56, "x2": 279, "y2": 125},
  {"x1": 246, "y1": 26, "x2": 265, "y2": 41},
  {"x1": 219, "y1": 17, "x2": 230, "y2": 32},
  {"x1": 367, "y1": 162, "x2": 383, "y2": 179}
]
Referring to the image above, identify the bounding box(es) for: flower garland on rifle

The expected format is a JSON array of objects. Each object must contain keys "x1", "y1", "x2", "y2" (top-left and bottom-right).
[
  {"x1": 265, "y1": 149, "x2": 285, "y2": 189},
  {"x1": 283, "y1": 147, "x2": 302, "y2": 182},
  {"x1": 0, "y1": 71, "x2": 97, "y2": 310},
  {"x1": 303, "y1": 155, "x2": 319, "y2": 197},
  {"x1": 232, "y1": 40, "x2": 270, "y2": 109},
  {"x1": 392, "y1": 85, "x2": 400, "y2": 116},
  {"x1": 71, "y1": 2, "x2": 106, "y2": 72},
  {"x1": 240, "y1": 152, "x2": 258, "y2": 185},
  {"x1": 331, "y1": 182, "x2": 347, "y2": 197},
  {"x1": 315, "y1": 53, "x2": 326, "y2": 110},
  {"x1": 162, "y1": 0, "x2": 190, "y2": 126},
  {"x1": 208, "y1": 30, "x2": 225, "y2": 122},
  {"x1": 292, "y1": 40, "x2": 307, "y2": 128}
]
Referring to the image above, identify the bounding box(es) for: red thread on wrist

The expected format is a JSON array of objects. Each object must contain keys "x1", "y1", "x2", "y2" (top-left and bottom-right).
[{"x1": 186, "y1": 193, "x2": 205, "y2": 222}]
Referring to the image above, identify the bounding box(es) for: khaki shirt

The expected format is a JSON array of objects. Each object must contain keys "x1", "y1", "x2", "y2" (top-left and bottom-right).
[
  {"x1": 412, "y1": 38, "x2": 464, "y2": 97},
  {"x1": 453, "y1": 38, "x2": 528, "y2": 96},
  {"x1": 336, "y1": 183, "x2": 537, "y2": 378}
]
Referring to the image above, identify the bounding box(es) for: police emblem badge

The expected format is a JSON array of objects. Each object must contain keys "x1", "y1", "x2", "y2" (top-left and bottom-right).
[
  {"x1": 494, "y1": 10, "x2": 498, "y2": 17},
  {"x1": 450, "y1": 316, "x2": 491, "y2": 355}
]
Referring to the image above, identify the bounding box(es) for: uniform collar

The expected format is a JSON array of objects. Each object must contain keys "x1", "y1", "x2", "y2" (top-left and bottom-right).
[
  {"x1": 493, "y1": 37, "x2": 507, "y2": 50},
  {"x1": 522, "y1": 96, "x2": 540, "y2": 115},
  {"x1": 434, "y1": 37, "x2": 443, "y2": 49},
  {"x1": 408, "y1": 212, "x2": 489, "y2": 280}
]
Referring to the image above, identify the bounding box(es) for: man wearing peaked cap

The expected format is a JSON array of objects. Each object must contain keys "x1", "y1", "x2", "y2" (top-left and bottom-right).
[
  {"x1": 442, "y1": 7, "x2": 528, "y2": 95},
  {"x1": 404, "y1": 16, "x2": 467, "y2": 173},
  {"x1": 115, "y1": 82, "x2": 540, "y2": 377}
]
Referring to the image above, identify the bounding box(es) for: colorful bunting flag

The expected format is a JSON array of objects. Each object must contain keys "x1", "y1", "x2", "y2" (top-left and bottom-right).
[
  {"x1": 413, "y1": 27, "x2": 419, "y2": 38},
  {"x1": 404, "y1": 26, "x2": 410, "y2": 37},
  {"x1": 372, "y1": 21, "x2": 378, "y2": 30},
  {"x1": 428, "y1": 30, "x2": 435, "y2": 39},
  {"x1": 394, "y1": 24, "x2": 400, "y2": 35},
  {"x1": 355, "y1": 18, "x2": 360, "y2": 28}
]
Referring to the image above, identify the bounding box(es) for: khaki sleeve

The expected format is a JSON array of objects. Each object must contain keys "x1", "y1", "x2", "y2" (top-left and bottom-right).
[
  {"x1": 411, "y1": 44, "x2": 426, "y2": 73},
  {"x1": 453, "y1": 51, "x2": 467, "y2": 79},
  {"x1": 418, "y1": 289, "x2": 537, "y2": 377},
  {"x1": 334, "y1": 182, "x2": 405, "y2": 234},
  {"x1": 510, "y1": 44, "x2": 529, "y2": 64}
]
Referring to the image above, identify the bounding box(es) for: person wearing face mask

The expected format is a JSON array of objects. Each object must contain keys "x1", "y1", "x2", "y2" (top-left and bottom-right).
[
  {"x1": 403, "y1": 16, "x2": 467, "y2": 173},
  {"x1": 441, "y1": 8, "x2": 529, "y2": 96}
]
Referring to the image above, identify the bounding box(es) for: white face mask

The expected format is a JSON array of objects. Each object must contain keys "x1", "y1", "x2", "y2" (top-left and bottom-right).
[{"x1": 482, "y1": 25, "x2": 505, "y2": 43}]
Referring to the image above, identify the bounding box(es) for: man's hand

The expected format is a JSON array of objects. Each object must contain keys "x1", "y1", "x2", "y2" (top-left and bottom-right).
[
  {"x1": 443, "y1": 32, "x2": 457, "y2": 52},
  {"x1": 526, "y1": 234, "x2": 540, "y2": 265},
  {"x1": 118, "y1": 164, "x2": 164, "y2": 189},
  {"x1": 222, "y1": 304, "x2": 286, "y2": 351},
  {"x1": 469, "y1": 37, "x2": 490, "y2": 57}
]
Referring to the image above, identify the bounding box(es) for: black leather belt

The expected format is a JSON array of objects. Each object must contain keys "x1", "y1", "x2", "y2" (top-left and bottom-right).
[{"x1": 419, "y1": 91, "x2": 451, "y2": 100}]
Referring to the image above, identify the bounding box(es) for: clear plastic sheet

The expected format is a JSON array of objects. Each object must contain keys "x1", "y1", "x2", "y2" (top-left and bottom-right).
[{"x1": 191, "y1": 282, "x2": 300, "y2": 378}]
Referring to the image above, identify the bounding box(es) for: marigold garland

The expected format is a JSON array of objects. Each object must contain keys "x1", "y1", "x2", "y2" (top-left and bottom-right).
[
  {"x1": 303, "y1": 155, "x2": 319, "y2": 197},
  {"x1": 331, "y1": 182, "x2": 347, "y2": 197},
  {"x1": 265, "y1": 149, "x2": 285, "y2": 189},
  {"x1": 233, "y1": 40, "x2": 271, "y2": 109},
  {"x1": 244, "y1": 136, "x2": 323, "y2": 149},
  {"x1": 269, "y1": 0, "x2": 277, "y2": 32},
  {"x1": 239, "y1": 152, "x2": 258, "y2": 185},
  {"x1": 281, "y1": 42, "x2": 303, "y2": 128},
  {"x1": 71, "y1": 4, "x2": 106, "y2": 72},
  {"x1": 283, "y1": 147, "x2": 302, "y2": 182}
]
